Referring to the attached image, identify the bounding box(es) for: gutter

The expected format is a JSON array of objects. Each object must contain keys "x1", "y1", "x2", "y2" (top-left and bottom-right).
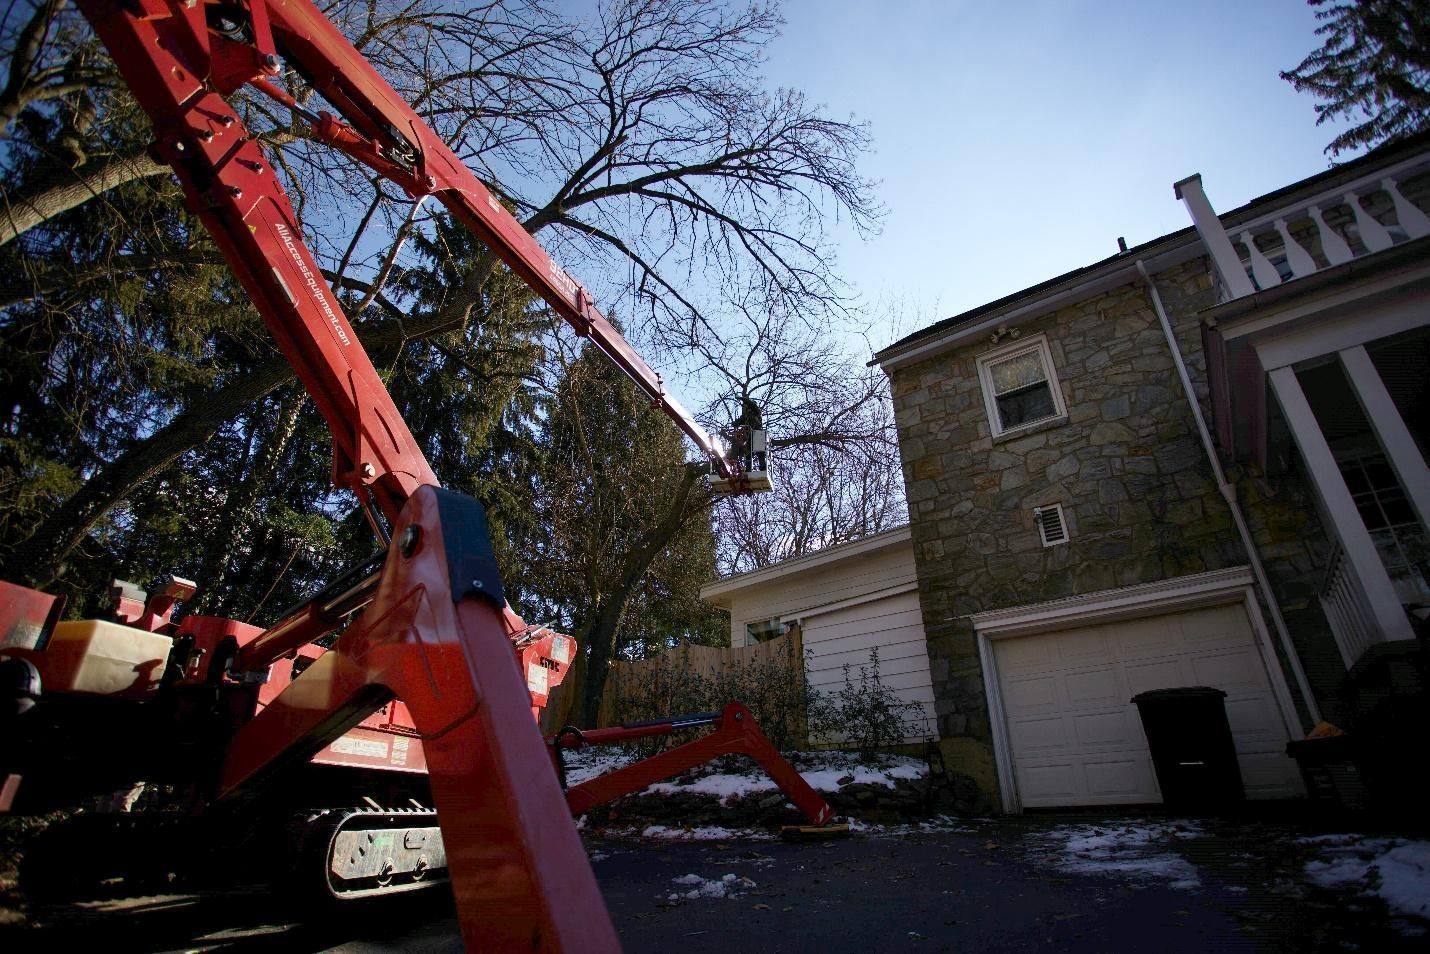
[{"x1": 1135, "y1": 260, "x2": 1321, "y2": 726}]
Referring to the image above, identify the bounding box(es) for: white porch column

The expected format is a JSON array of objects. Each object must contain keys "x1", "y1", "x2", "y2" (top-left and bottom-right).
[
  {"x1": 1267, "y1": 366, "x2": 1415, "y2": 644},
  {"x1": 1174, "y1": 174, "x2": 1256, "y2": 299},
  {"x1": 1339, "y1": 345, "x2": 1430, "y2": 532}
]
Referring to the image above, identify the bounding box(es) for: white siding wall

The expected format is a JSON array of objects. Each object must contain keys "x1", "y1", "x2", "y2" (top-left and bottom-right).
[
  {"x1": 802, "y1": 592, "x2": 938, "y2": 742},
  {"x1": 726, "y1": 542, "x2": 916, "y2": 647},
  {"x1": 707, "y1": 531, "x2": 938, "y2": 743}
]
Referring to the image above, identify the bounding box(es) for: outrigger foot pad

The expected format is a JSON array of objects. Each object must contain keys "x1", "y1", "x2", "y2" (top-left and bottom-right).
[{"x1": 780, "y1": 823, "x2": 850, "y2": 841}]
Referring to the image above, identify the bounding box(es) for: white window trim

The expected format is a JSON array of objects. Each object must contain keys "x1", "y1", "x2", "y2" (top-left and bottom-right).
[
  {"x1": 969, "y1": 567, "x2": 1303, "y2": 813},
  {"x1": 976, "y1": 333, "x2": 1067, "y2": 438}
]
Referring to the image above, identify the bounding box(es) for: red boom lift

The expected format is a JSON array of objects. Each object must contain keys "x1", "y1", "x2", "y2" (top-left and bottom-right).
[{"x1": 0, "y1": 1, "x2": 828, "y2": 950}]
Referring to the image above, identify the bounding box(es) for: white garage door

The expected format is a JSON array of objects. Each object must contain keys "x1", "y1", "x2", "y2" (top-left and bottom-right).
[
  {"x1": 993, "y1": 601, "x2": 1302, "y2": 808},
  {"x1": 803, "y1": 591, "x2": 937, "y2": 742}
]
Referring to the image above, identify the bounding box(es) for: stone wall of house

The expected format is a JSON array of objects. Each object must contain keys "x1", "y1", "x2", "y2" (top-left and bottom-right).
[{"x1": 891, "y1": 256, "x2": 1340, "y2": 805}]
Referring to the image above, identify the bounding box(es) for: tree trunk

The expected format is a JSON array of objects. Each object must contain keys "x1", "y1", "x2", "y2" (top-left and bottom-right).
[
  {"x1": 199, "y1": 388, "x2": 307, "y2": 613},
  {"x1": 578, "y1": 466, "x2": 703, "y2": 727},
  {"x1": 0, "y1": 148, "x2": 167, "y2": 248},
  {"x1": 1, "y1": 359, "x2": 294, "y2": 586}
]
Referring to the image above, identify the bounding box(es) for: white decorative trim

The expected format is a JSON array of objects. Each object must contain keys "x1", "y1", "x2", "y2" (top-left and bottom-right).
[
  {"x1": 970, "y1": 567, "x2": 1305, "y2": 813},
  {"x1": 699, "y1": 525, "x2": 911, "y2": 604},
  {"x1": 1267, "y1": 366, "x2": 1414, "y2": 644},
  {"x1": 975, "y1": 333, "x2": 1067, "y2": 439},
  {"x1": 969, "y1": 566, "x2": 1254, "y2": 636},
  {"x1": 786, "y1": 582, "x2": 920, "y2": 624},
  {"x1": 1216, "y1": 261, "x2": 1430, "y2": 352}
]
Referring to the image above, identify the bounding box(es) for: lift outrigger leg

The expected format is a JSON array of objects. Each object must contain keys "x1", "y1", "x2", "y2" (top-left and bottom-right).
[
  {"x1": 552, "y1": 702, "x2": 836, "y2": 827},
  {"x1": 219, "y1": 488, "x2": 619, "y2": 952}
]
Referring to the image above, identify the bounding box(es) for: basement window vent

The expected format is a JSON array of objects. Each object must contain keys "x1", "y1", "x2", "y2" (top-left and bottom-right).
[{"x1": 1034, "y1": 504, "x2": 1069, "y2": 547}]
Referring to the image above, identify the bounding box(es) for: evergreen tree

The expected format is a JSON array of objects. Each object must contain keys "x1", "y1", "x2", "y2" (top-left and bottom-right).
[
  {"x1": 1282, "y1": 0, "x2": 1430, "y2": 156},
  {"x1": 530, "y1": 336, "x2": 724, "y2": 727}
]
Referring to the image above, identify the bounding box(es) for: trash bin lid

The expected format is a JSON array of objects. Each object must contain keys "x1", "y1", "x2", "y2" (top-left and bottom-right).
[{"x1": 1130, "y1": 686, "x2": 1227, "y2": 704}]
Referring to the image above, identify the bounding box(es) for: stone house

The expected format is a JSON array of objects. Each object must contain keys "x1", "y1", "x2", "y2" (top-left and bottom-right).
[{"x1": 872, "y1": 134, "x2": 1430, "y2": 812}]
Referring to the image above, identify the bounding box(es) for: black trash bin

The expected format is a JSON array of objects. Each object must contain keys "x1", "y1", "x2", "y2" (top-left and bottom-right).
[{"x1": 1131, "y1": 686, "x2": 1245, "y2": 810}]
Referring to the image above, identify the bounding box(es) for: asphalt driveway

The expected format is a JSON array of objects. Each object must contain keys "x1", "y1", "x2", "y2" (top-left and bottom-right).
[{"x1": 2, "y1": 812, "x2": 1426, "y2": 952}]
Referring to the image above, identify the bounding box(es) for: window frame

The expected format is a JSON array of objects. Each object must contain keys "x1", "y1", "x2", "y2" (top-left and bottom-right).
[
  {"x1": 976, "y1": 333, "x2": 1067, "y2": 438},
  {"x1": 744, "y1": 616, "x2": 784, "y2": 645}
]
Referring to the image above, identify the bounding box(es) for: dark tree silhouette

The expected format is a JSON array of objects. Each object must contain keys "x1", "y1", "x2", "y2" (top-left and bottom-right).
[{"x1": 1281, "y1": 0, "x2": 1430, "y2": 156}]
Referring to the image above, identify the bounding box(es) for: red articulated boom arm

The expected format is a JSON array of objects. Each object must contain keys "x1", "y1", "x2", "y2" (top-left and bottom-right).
[{"x1": 66, "y1": 1, "x2": 761, "y2": 949}]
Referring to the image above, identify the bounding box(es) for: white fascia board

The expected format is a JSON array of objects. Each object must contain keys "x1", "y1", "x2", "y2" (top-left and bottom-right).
[
  {"x1": 1209, "y1": 255, "x2": 1430, "y2": 346},
  {"x1": 787, "y1": 582, "x2": 920, "y2": 624},
  {"x1": 873, "y1": 240, "x2": 1203, "y2": 375},
  {"x1": 967, "y1": 566, "x2": 1255, "y2": 636},
  {"x1": 699, "y1": 525, "x2": 912, "y2": 605}
]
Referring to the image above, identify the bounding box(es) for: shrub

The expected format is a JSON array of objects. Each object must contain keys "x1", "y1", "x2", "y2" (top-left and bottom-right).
[{"x1": 807, "y1": 648, "x2": 922, "y2": 759}]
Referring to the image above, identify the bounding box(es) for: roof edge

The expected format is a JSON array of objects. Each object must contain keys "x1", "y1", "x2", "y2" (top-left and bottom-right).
[{"x1": 700, "y1": 524, "x2": 912, "y2": 606}]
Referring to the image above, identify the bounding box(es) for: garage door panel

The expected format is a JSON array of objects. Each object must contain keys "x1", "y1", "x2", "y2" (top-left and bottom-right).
[
  {"x1": 998, "y1": 636, "x2": 1056, "y2": 672},
  {"x1": 1008, "y1": 716, "x2": 1067, "y2": 753},
  {"x1": 1002, "y1": 674, "x2": 1060, "y2": 711},
  {"x1": 1226, "y1": 695, "x2": 1285, "y2": 740},
  {"x1": 1054, "y1": 626, "x2": 1114, "y2": 663},
  {"x1": 1084, "y1": 758, "x2": 1155, "y2": 797},
  {"x1": 1238, "y1": 749, "x2": 1304, "y2": 797},
  {"x1": 1112, "y1": 617, "x2": 1180, "y2": 656},
  {"x1": 1019, "y1": 762, "x2": 1078, "y2": 802},
  {"x1": 993, "y1": 600, "x2": 1302, "y2": 808},
  {"x1": 1072, "y1": 709, "x2": 1141, "y2": 748},
  {"x1": 1065, "y1": 668, "x2": 1123, "y2": 708},
  {"x1": 1190, "y1": 649, "x2": 1270, "y2": 690},
  {"x1": 1180, "y1": 603, "x2": 1247, "y2": 642},
  {"x1": 1123, "y1": 658, "x2": 1187, "y2": 696}
]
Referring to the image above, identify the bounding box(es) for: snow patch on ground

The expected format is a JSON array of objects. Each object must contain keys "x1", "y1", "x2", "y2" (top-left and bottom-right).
[
  {"x1": 799, "y1": 760, "x2": 926, "y2": 792},
  {"x1": 848, "y1": 815, "x2": 967, "y2": 838},
  {"x1": 664, "y1": 872, "x2": 757, "y2": 901},
  {"x1": 560, "y1": 749, "x2": 639, "y2": 787},
  {"x1": 1030, "y1": 821, "x2": 1205, "y2": 890},
  {"x1": 1303, "y1": 835, "x2": 1430, "y2": 924},
  {"x1": 645, "y1": 773, "x2": 772, "y2": 799},
  {"x1": 563, "y1": 749, "x2": 927, "y2": 803},
  {"x1": 638, "y1": 824, "x2": 774, "y2": 842},
  {"x1": 642, "y1": 753, "x2": 928, "y2": 801}
]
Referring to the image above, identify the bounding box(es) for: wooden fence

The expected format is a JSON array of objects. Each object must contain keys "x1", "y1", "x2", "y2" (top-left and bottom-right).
[
  {"x1": 535, "y1": 630, "x2": 806, "y2": 740},
  {"x1": 597, "y1": 630, "x2": 804, "y2": 735}
]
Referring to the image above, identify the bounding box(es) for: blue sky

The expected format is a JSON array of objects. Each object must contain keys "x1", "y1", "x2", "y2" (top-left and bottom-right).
[{"x1": 758, "y1": 0, "x2": 1356, "y2": 345}]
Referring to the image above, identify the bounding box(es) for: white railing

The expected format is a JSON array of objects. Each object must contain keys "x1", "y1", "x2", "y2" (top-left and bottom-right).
[
  {"x1": 1178, "y1": 153, "x2": 1430, "y2": 305},
  {"x1": 1319, "y1": 543, "x2": 1381, "y2": 670}
]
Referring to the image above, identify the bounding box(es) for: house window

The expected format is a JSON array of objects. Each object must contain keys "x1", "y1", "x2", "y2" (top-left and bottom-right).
[
  {"x1": 745, "y1": 617, "x2": 784, "y2": 644},
  {"x1": 977, "y1": 335, "x2": 1066, "y2": 437},
  {"x1": 1339, "y1": 453, "x2": 1430, "y2": 603}
]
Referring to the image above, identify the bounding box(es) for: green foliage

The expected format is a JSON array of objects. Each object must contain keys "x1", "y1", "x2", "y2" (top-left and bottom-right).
[
  {"x1": 807, "y1": 648, "x2": 922, "y2": 759},
  {"x1": 1282, "y1": 0, "x2": 1430, "y2": 156},
  {"x1": 528, "y1": 335, "x2": 724, "y2": 724}
]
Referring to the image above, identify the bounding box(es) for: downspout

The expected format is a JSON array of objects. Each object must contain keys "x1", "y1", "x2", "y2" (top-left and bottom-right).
[{"x1": 1135, "y1": 260, "x2": 1321, "y2": 726}]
